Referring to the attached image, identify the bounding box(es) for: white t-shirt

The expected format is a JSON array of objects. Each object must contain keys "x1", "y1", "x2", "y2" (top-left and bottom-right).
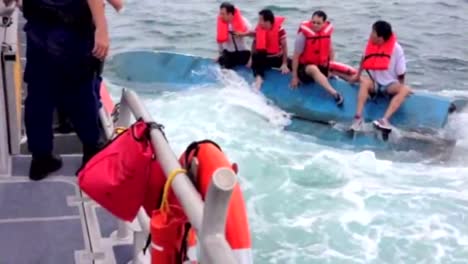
[
  {"x1": 218, "y1": 16, "x2": 252, "y2": 52},
  {"x1": 368, "y1": 42, "x2": 406, "y2": 86}
]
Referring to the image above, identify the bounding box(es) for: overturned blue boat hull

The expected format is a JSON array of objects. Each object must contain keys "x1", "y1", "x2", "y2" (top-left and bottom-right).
[{"x1": 108, "y1": 51, "x2": 462, "y2": 154}]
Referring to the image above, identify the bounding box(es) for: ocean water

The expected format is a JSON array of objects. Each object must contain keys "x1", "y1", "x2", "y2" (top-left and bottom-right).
[{"x1": 104, "y1": 0, "x2": 468, "y2": 263}]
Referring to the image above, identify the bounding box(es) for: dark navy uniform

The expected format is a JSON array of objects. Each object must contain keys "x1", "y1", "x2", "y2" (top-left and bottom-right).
[{"x1": 23, "y1": 0, "x2": 102, "y2": 180}]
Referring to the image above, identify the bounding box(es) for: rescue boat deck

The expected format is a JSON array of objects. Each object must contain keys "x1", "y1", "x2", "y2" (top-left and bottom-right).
[
  {"x1": 1, "y1": 156, "x2": 138, "y2": 264},
  {"x1": 0, "y1": 14, "x2": 135, "y2": 264}
]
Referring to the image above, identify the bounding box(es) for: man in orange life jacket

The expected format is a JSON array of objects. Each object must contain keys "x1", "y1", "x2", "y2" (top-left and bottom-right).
[
  {"x1": 349, "y1": 20, "x2": 411, "y2": 132},
  {"x1": 290, "y1": 10, "x2": 344, "y2": 106},
  {"x1": 247, "y1": 9, "x2": 290, "y2": 90},
  {"x1": 216, "y1": 2, "x2": 252, "y2": 69}
]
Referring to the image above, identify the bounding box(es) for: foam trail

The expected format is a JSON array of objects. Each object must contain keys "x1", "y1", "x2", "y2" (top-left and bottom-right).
[{"x1": 215, "y1": 68, "x2": 292, "y2": 127}]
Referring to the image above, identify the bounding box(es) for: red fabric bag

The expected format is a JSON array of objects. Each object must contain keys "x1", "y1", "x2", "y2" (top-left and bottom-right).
[{"x1": 77, "y1": 119, "x2": 154, "y2": 221}]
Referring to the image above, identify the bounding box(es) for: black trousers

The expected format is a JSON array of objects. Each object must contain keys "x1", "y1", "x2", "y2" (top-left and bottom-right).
[
  {"x1": 24, "y1": 31, "x2": 102, "y2": 157},
  {"x1": 218, "y1": 50, "x2": 251, "y2": 69},
  {"x1": 252, "y1": 51, "x2": 291, "y2": 78}
]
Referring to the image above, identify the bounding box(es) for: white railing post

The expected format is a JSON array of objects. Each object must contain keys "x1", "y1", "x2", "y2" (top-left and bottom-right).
[
  {"x1": 121, "y1": 89, "x2": 205, "y2": 229},
  {"x1": 114, "y1": 93, "x2": 132, "y2": 131},
  {"x1": 113, "y1": 95, "x2": 133, "y2": 241},
  {"x1": 0, "y1": 3, "x2": 16, "y2": 176},
  {"x1": 0, "y1": 55, "x2": 9, "y2": 176},
  {"x1": 1, "y1": 6, "x2": 21, "y2": 155},
  {"x1": 131, "y1": 208, "x2": 151, "y2": 264},
  {"x1": 98, "y1": 107, "x2": 114, "y2": 140},
  {"x1": 199, "y1": 168, "x2": 238, "y2": 264}
]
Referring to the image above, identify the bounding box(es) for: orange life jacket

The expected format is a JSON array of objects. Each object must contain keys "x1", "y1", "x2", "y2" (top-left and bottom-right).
[
  {"x1": 298, "y1": 21, "x2": 334, "y2": 66},
  {"x1": 255, "y1": 16, "x2": 285, "y2": 54},
  {"x1": 362, "y1": 33, "x2": 397, "y2": 70},
  {"x1": 150, "y1": 202, "x2": 191, "y2": 264},
  {"x1": 216, "y1": 8, "x2": 248, "y2": 43}
]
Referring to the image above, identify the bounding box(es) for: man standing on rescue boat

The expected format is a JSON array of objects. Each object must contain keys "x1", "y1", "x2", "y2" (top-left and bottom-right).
[
  {"x1": 248, "y1": 9, "x2": 290, "y2": 90},
  {"x1": 349, "y1": 20, "x2": 411, "y2": 132},
  {"x1": 20, "y1": 0, "x2": 108, "y2": 180},
  {"x1": 216, "y1": 2, "x2": 252, "y2": 69},
  {"x1": 290, "y1": 10, "x2": 344, "y2": 106}
]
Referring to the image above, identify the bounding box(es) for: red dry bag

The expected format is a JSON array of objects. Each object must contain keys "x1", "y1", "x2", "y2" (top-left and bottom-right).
[{"x1": 77, "y1": 119, "x2": 154, "y2": 221}]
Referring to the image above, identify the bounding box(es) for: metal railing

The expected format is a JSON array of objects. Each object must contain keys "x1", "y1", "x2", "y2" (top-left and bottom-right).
[
  {"x1": 0, "y1": 52, "x2": 10, "y2": 176},
  {"x1": 0, "y1": 3, "x2": 20, "y2": 176},
  {"x1": 101, "y1": 88, "x2": 238, "y2": 264},
  {"x1": 1, "y1": 4, "x2": 21, "y2": 155}
]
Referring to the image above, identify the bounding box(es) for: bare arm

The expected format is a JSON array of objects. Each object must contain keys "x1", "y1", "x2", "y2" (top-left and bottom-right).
[
  {"x1": 87, "y1": 0, "x2": 109, "y2": 60},
  {"x1": 246, "y1": 30, "x2": 256, "y2": 37},
  {"x1": 87, "y1": 0, "x2": 107, "y2": 33},
  {"x1": 281, "y1": 38, "x2": 288, "y2": 65},
  {"x1": 292, "y1": 52, "x2": 300, "y2": 78},
  {"x1": 355, "y1": 56, "x2": 364, "y2": 77},
  {"x1": 234, "y1": 30, "x2": 255, "y2": 37},
  {"x1": 330, "y1": 44, "x2": 335, "y2": 61},
  {"x1": 106, "y1": 0, "x2": 123, "y2": 12},
  {"x1": 395, "y1": 48, "x2": 406, "y2": 85}
]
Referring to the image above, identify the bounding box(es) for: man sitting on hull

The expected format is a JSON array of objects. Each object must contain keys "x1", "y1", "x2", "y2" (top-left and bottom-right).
[
  {"x1": 290, "y1": 10, "x2": 344, "y2": 106},
  {"x1": 349, "y1": 20, "x2": 412, "y2": 132},
  {"x1": 249, "y1": 9, "x2": 290, "y2": 90},
  {"x1": 215, "y1": 2, "x2": 252, "y2": 69}
]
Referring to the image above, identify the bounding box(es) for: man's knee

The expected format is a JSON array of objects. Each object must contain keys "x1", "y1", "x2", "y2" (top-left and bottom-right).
[
  {"x1": 388, "y1": 83, "x2": 411, "y2": 97},
  {"x1": 359, "y1": 77, "x2": 374, "y2": 94},
  {"x1": 400, "y1": 85, "x2": 412, "y2": 97},
  {"x1": 305, "y1": 64, "x2": 320, "y2": 75}
]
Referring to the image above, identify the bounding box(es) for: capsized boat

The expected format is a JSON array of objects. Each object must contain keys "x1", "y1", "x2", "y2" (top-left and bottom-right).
[{"x1": 107, "y1": 50, "x2": 466, "y2": 155}]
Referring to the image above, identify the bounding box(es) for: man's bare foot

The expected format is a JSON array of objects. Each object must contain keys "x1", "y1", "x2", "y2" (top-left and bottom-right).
[
  {"x1": 254, "y1": 76, "x2": 263, "y2": 90},
  {"x1": 246, "y1": 58, "x2": 252, "y2": 68}
]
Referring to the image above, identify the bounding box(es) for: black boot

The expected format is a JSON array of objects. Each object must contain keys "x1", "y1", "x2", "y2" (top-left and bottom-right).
[{"x1": 29, "y1": 154, "x2": 63, "y2": 181}]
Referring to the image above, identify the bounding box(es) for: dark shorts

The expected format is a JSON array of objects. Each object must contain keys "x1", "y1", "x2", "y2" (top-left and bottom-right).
[
  {"x1": 369, "y1": 81, "x2": 398, "y2": 99},
  {"x1": 297, "y1": 64, "x2": 329, "y2": 83},
  {"x1": 251, "y1": 52, "x2": 291, "y2": 78},
  {"x1": 218, "y1": 50, "x2": 251, "y2": 69}
]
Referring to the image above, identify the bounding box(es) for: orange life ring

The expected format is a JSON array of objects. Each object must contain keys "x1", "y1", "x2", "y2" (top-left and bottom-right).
[
  {"x1": 329, "y1": 61, "x2": 358, "y2": 76},
  {"x1": 179, "y1": 140, "x2": 252, "y2": 263}
]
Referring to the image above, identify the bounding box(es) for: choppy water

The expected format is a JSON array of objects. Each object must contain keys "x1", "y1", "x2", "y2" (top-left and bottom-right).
[{"x1": 104, "y1": 1, "x2": 468, "y2": 263}]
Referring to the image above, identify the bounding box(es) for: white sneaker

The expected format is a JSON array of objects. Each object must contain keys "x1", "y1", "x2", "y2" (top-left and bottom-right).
[
  {"x1": 349, "y1": 116, "x2": 363, "y2": 131},
  {"x1": 373, "y1": 118, "x2": 392, "y2": 132}
]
